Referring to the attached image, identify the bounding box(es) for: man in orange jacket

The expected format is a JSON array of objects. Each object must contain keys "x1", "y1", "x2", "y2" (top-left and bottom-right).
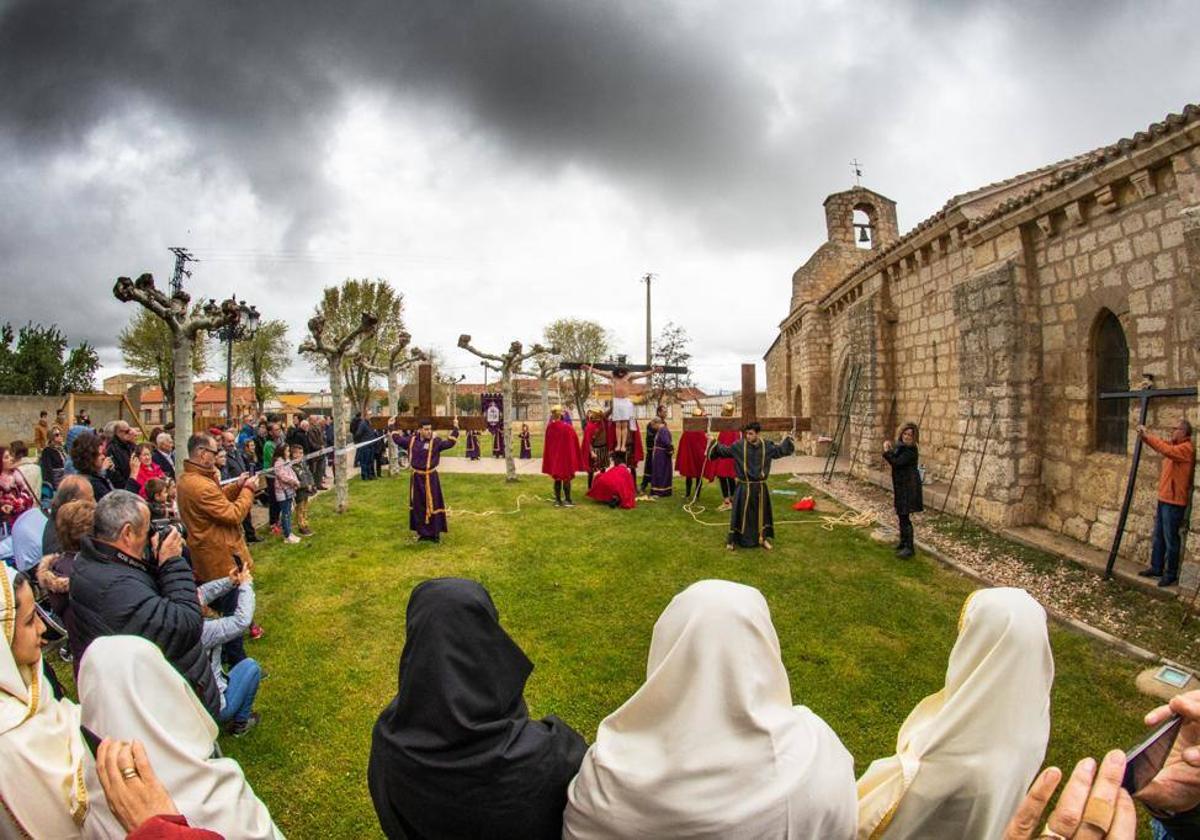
[{"x1": 1136, "y1": 418, "x2": 1195, "y2": 587}]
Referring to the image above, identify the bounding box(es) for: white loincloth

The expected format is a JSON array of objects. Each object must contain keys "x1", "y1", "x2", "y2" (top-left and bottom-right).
[{"x1": 611, "y1": 397, "x2": 635, "y2": 427}]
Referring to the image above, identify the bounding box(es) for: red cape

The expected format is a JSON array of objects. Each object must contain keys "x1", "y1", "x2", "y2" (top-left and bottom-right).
[
  {"x1": 541, "y1": 419, "x2": 582, "y2": 480},
  {"x1": 581, "y1": 420, "x2": 604, "y2": 467},
  {"x1": 604, "y1": 419, "x2": 644, "y2": 466},
  {"x1": 586, "y1": 465, "x2": 636, "y2": 509},
  {"x1": 675, "y1": 430, "x2": 708, "y2": 478},
  {"x1": 704, "y1": 429, "x2": 741, "y2": 480}
]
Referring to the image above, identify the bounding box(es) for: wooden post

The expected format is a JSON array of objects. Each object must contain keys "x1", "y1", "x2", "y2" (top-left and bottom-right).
[{"x1": 740, "y1": 364, "x2": 757, "y2": 423}]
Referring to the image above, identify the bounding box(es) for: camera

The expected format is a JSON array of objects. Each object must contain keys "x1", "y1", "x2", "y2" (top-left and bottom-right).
[{"x1": 143, "y1": 518, "x2": 188, "y2": 565}]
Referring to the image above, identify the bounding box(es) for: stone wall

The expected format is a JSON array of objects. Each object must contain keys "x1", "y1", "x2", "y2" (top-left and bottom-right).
[
  {"x1": 1025, "y1": 161, "x2": 1197, "y2": 561},
  {"x1": 0, "y1": 395, "x2": 63, "y2": 447}
]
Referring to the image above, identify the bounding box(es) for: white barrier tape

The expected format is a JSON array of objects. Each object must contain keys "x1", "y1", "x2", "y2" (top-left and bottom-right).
[{"x1": 217, "y1": 433, "x2": 391, "y2": 486}]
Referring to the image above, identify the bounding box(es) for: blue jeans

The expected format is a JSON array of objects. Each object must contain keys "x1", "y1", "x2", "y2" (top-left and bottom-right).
[
  {"x1": 279, "y1": 497, "x2": 294, "y2": 538},
  {"x1": 1151, "y1": 501, "x2": 1186, "y2": 579},
  {"x1": 217, "y1": 658, "x2": 261, "y2": 724},
  {"x1": 358, "y1": 447, "x2": 375, "y2": 480}
]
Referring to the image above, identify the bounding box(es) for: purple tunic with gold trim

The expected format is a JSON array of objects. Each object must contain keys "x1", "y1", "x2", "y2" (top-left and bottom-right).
[
  {"x1": 649, "y1": 425, "x2": 674, "y2": 497},
  {"x1": 492, "y1": 428, "x2": 505, "y2": 458},
  {"x1": 394, "y1": 430, "x2": 459, "y2": 538},
  {"x1": 519, "y1": 431, "x2": 532, "y2": 459},
  {"x1": 465, "y1": 430, "x2": 481, "y2": 460}
]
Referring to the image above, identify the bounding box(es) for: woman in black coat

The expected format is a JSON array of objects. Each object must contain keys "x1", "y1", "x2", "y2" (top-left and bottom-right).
[
  {"x1": 368, "y1": 578, "x2": 587, "y2": 840},
  {"x1": 883, "y1": 422, "x2": 923, "y2": 557}
]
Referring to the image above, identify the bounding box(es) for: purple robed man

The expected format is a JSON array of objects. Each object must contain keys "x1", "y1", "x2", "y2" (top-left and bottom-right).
[
  {"x1": 393, "y1": 419, "x2": 459, "y2": 542},
  {"x1": 465, "y1": 430, "x2": 481, "y2": 460},
  {"x1": 492, "y1": 428, "x2": 505, "y2": 458},
  {"x1": 649, "y1": 421, "x2": 674, "y2": 497}
]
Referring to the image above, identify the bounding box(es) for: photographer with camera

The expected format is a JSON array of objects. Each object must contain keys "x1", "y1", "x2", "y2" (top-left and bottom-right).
[
  {"x1": 68, "y1": 489, "x2": 221, "y2": 718},
  {"x1": 177, "y1": 432, "x2": 258, "y2": 664}
]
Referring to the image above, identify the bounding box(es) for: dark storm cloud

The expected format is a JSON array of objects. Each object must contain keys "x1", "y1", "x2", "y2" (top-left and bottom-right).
[{"x1": 0, "y1": 0, "x2": 774, "y2": 232}]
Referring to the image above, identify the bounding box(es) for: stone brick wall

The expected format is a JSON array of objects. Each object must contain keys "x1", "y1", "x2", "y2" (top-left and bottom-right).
[{"x1": 1027, "y1": 161, "x2": 1197, "y2": 561}]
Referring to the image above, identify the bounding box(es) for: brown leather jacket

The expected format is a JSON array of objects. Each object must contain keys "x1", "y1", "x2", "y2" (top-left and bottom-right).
[{"x1": 176, "y1": 459, "x2": 255, "y2": 582}]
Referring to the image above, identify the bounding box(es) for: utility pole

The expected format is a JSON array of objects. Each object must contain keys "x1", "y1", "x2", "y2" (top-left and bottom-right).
[
  {"x1": 641, "y1": 272, "x2": 655, "y2": 367},
  {"x1": 168, "y1": 247, "x2": 197, "y2": 296}
]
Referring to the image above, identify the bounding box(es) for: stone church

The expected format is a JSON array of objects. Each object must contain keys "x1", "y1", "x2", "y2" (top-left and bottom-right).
[{"x1": 765, "y1": 103, "x2": 1199, "y2": 568}]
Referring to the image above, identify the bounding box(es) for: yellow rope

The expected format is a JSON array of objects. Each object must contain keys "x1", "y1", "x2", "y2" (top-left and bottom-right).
[
  {"x1": 445, "y1": 494, "x2": 549, "y2": 517},
  {"x1": 681, "y1": 498, "x2": 874, "y2": 531}
]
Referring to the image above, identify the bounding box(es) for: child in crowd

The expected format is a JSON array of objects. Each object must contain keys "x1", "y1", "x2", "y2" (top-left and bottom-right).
[
  {"x1": 290, "y1": 443, "x2": 315, "y2": 537},
  {"x1": 273, "y1": 450, "x2": 301, "y2": 544},
  {"x1": 196, "y1": 565, "x2": 263, "y2": 736},
  {"x1": 144, "y1": 478, "x2": 171, "y2": 521}
]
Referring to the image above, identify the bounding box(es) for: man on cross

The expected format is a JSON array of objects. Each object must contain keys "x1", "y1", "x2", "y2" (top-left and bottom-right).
[
  {"x1": 582, "y1": 364, "x2": 660, "y2": 455},
  {"x1": 1135, "y1": 418, "x2": 1195, "y2": 587},
  {"x1": 392, "y1": 417, "x2": 460, "y2": 543}
]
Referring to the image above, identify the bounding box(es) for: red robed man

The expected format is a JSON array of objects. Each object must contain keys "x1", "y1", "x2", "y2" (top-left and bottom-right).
[
  {"x1": 703, "y1": 402, "x2": 740, "y2": 511},
  {"x1": 604, "y1": 416, "x2": 644, "y2": 476},
  {"x1": 586, "y1": 452, "x2": 636, "y2": 509},
  {"x1": 580, "y1": 409, "x2": 608, "y2": 488},
  {"x1": 542, "y1": 405, "x2": 582, "y2": 507},
  {"x1": 676, "y1": 406, "x2": 709, "y2": 498}
]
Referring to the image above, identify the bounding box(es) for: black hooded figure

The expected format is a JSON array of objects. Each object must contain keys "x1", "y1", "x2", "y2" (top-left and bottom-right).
[{"x1": 368, "y1": 578, "x2": 588, "y2": 840}]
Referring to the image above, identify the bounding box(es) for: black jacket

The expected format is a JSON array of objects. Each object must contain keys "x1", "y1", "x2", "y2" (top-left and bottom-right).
[
  {"x1": 883, "y1": 444, "x2": 924, "y2": 515},
  {"x1": 79, "y1": 468, "x2": 116, "y2": 502},
  {"x1": 286, "y1": 425, "x2": 311, "y2": 452},
  {"x1": 68, "y1": 536, "x2": 219, "y2": 718},
  {"x1": 152, "y1": 448, "x2": 176, "y2": 481},
  {"x1": 107, "y1": 437, "x2": 135, "y2": 490}
]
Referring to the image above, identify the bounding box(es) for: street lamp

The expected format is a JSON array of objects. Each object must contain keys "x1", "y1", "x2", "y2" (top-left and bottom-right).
[{"x1": 212, "y1": 299, "x2": 261, "y2": 422}]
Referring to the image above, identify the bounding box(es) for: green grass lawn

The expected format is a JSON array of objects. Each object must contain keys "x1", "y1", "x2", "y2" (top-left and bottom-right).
[{"x1": 221, "y1": 472, "x2": 1158, "y2": 837}]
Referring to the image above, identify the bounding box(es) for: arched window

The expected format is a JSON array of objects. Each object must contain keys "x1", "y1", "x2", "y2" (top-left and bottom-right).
[
  {"x1": 1094, "y1": 310, "x2": 1129, "y2": 454},
  {"x1": 792, "y1": 385, "x2": 804, "y2": 417},
  {"x1": 853, "y1": 208, "x2": 873, "y2": 250}
]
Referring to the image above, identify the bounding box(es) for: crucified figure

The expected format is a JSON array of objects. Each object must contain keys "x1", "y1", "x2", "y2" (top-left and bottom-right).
[{"x1": 582, "y1": 364, "x2": 661, "y2": 454}]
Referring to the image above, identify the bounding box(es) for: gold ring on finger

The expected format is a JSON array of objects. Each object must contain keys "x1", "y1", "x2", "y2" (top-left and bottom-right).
[{"x1": 120, "y1": 766, "x2": 139, "y2": 780}]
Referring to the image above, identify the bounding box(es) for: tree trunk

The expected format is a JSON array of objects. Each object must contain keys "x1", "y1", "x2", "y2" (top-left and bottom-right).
[
  {"x1": 385, "y1": 368, "x2": 401, "y2": 477},
  {"x1": 172, "y1": 331, "x2": 194, "y2": 472},
  {"x1": 502, "y1": 369, "x2": 517, "y2": 482},
  {"x1": 329, "y1": 357, "x2": 353, "y2": 513},
  {"x1": 540, "y1": 377, "x2": 549, "y2": 425}
]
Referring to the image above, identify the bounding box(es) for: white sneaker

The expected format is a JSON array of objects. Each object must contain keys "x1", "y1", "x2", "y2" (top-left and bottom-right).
[{"x1": 285, "y1": 534, "x2": 301, "y2": 544}]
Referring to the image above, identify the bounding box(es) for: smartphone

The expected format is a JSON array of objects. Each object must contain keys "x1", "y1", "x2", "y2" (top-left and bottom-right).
[
  {"x1": 1122, "y1": 715, "x2": 1182, "y2": 794},
  {"x1": 80, "y1": 725, "x2": 103, "y2": 758}
]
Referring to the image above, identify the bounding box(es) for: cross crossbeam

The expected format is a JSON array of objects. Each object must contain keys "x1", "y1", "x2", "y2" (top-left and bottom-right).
[
  {"x1": 681, "y1": 364, "x2": 811, "y2": 433},
  {"x1": 558, "y1": 361, "x2": 689, "y2": 374},
  {"x1": 376, "y1": 363, "x2": 490, "y2": 432}
]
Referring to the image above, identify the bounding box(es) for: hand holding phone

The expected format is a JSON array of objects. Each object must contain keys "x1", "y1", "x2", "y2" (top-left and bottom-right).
[{"x1": 1133, "y1": 690, "x2": 1200, "y2": 815}]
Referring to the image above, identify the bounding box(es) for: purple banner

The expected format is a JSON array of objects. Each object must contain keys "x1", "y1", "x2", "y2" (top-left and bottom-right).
[{"x1": 482, "y1": 392, "x2": 504, "y2": 433}]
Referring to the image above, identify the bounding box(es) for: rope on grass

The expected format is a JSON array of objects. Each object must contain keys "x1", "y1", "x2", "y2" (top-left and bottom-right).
[
  {"x1": 446, "y1": 494, "x2": 549, "y2": 518},
  {"x1": 681, "y1": 499, "x2": 874, "y2": 531}
]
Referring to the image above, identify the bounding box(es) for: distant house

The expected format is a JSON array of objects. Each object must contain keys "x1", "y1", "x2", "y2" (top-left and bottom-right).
[{"x1": 139, "y1": 381, "x2": 258, "y2": 426}]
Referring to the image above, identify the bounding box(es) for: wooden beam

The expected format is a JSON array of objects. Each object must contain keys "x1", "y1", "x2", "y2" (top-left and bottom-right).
[
  {"x1": 682, "y1": 416, "x2": 811, "y2": 433},
  {"x1": 417, "y1": 363, "x2": 433, "y2": 416},
  {"x1": 740, "y1": 363, "x2": 757, "y2": 421},
  {"x1": 558, "y1": 361, "x2": 688, "y2": 374}
]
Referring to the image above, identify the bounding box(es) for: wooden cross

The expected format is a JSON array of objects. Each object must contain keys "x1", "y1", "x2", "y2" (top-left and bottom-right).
[
  {"x1": 384, "y1": 363, "x2": 490, "y2": 432},
  {"x1": 681, "y1": 363, "x2": 812, "y2": 433},
  {"x1": 1099, "y1": 384, "x2": 1198, "y2": 579},
  {"x1": 558, "y1": 361, "x2": 688, "y2": 374}
]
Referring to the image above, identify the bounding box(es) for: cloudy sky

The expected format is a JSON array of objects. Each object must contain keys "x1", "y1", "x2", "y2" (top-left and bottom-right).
[{"x1": 1, "y1": 0, "x2": 1197, "y2": 394}]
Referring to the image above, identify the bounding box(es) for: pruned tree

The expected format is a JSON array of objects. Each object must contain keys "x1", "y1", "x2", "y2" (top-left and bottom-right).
[
  {"x1": 359, "y1": 331, "x2": 424, "y2": 477},
  {"x1": 118, "y1": 307, "x2": 208, "y2": 418},
  {"x1": 457, "y1": 335, "x2": 551, "y2": 482},
  {"x1": 113, "y1": 274, "x2": 239, "y2": 469},
  {"x1": 299, "y1": 311, "x2": 380, "y2": 512},
  {"x1": 309, "y1": 279, "x2": 405, "y2": 414},
  {"x1": 232, "y1": 318, "x2": 290, "y2": 411},
  {"x1": 544, "y1": 319, "x2": 609, "y2": 426},
  {"x1": 650, "y1": 321, "x2": 694, "y2": 405},
  {"x1": 525, "y1": 350, "x2": 561, "y2": 424}
]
